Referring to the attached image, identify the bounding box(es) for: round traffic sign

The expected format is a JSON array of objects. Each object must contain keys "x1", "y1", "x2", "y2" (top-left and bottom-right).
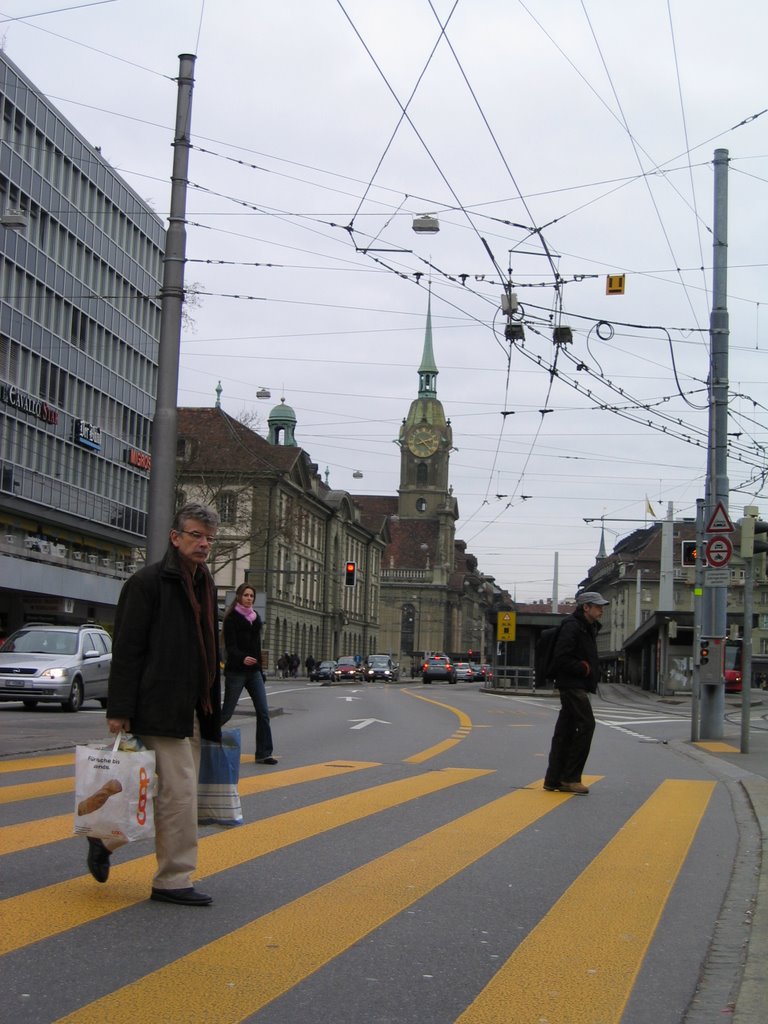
[{"x1": 705, "y1": 534, "x2": 733, "y2": 568}]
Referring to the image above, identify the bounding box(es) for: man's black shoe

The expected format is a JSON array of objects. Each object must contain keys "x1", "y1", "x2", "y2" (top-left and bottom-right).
[
  {"x1": 150, "y1": 887, "x2": 213, "y2": 906},
  {"x1": 255, "y1": 756, "x2": 278, "y2": 764},
  {"x1": 86, "y1": 837, "x2": 111, "y2": 883},
  {"x1": 543, "y1": 781, "x2": 561, "y2": 792}
]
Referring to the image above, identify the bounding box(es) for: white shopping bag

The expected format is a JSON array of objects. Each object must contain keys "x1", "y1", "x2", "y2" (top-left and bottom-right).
[{"x1": 74, "y1": 733, "x2": 157, "y2": 843}]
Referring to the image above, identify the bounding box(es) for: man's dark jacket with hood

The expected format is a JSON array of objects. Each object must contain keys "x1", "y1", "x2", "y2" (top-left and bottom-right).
[
  {"x1": 107, "y1": 546, "x2": 222, "y2": 741},
  {"x1": 552, "y1": 606, "x2": 601, "y2": 694}
]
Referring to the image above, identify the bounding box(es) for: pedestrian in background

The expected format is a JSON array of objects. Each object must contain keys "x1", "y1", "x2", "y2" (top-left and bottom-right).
[
  {"x1": 543, "y1": 591, "x2": 608, "y2": 795},
  {"x1": 87, "y1": 502, "x2": 222, "y2": 906},
  {"x1": 221, "y1": 582, "x2": 277, "y2": 765}
]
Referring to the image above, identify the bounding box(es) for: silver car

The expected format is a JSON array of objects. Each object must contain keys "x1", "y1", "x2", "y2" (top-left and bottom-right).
[{"x1": 0, "y1": 623, "x2": 112, "y2": 712}]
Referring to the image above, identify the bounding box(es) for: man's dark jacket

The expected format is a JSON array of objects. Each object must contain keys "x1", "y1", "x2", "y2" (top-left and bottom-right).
[
  {"x1": 107, "y1": 547, "x2": 222, "y2": 741},
  {"x1": 551, "y1": 606, "x2": 601, "y2": 694}
]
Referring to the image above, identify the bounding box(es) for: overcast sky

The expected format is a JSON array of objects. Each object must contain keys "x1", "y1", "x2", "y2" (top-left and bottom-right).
[{"x1": 4, "y1": 0, "x2": 768, "y2": 602}]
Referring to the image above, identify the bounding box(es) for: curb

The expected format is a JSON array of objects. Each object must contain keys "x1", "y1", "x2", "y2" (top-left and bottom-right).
[{"x1": 733, "y1": 777, "x2": 768, "y2": 1023}]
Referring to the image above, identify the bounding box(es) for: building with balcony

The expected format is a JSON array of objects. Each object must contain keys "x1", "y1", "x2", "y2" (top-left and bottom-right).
[{"x1": 0, "y1": 51, "x2": 163, "y2": 633}]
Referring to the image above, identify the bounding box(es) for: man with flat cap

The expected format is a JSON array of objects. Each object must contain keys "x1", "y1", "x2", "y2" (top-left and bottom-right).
[{"x1": 543, "y1": 590, "x2": 608, "y2": 794}]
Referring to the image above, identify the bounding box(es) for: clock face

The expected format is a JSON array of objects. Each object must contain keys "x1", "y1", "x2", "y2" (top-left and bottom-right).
[{"x1": 408, "y1": 425, "x2": 440, "y2": 457}]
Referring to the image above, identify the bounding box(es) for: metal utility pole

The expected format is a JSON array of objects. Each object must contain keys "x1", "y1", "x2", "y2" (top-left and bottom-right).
[
  {"x1": 700, "y1": 148, "x2": 730, "y2": 739},
  {"x1": 741, "y1": 538, "x2": 754, "y2": 754},
  {"x1": 690, "y1": 498, "x2": 705, "y2": 742},
  {"x1": 551, "y1": 552, "x2": 559, "y2": 613},
  {"x1": 146, "y1": 54, "x2": 196, "y2": 563}
]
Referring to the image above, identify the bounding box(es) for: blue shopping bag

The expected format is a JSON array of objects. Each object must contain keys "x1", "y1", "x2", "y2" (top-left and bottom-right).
[{"x1": 198, "y1": 728, "x2": 243, "y2": 826}]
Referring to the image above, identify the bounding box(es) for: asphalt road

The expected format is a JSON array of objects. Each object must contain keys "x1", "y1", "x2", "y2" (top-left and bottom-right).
[{"x1": 0, "y1": 680, "x2": 763, "y2": 1024}]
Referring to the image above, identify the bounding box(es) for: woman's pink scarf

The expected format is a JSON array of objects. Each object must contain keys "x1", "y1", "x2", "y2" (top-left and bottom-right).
[{"x1": 235, "y1": 602, "x2": 257, "y2": 623}]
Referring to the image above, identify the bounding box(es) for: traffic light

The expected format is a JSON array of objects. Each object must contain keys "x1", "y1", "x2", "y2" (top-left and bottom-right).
[
  {"x1": 681, "y1": 540, "x2": 698, "y2": 566},
  {"x1": 739, "y1": 516, "x2": 768, "y2": 558},
  {"x1": 344, "y1": 561, "x2": 356, "y2": 586},
  {"x1": 698, "y1": 635, "x2": 724, "y2": 684}
]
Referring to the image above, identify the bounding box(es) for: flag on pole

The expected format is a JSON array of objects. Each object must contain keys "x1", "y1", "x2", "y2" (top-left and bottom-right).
[{"x1": 645, "y1": 496, "x2": 657, "y2": 518}]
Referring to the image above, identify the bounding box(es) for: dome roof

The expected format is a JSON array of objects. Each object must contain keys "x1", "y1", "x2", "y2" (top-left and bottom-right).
[{"x1": 269, "y1": 397, "x2": 296, "y2": 423}]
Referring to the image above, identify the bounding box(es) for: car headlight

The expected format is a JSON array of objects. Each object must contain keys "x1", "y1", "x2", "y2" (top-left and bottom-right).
[{"x1": 41, "y1": 667, "x2": 67, "y2": 680}]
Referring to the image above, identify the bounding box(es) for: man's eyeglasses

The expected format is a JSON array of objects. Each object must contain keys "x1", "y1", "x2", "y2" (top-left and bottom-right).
[{"x1": 176, "y1": 529, "x2": 216, "y2": 544}]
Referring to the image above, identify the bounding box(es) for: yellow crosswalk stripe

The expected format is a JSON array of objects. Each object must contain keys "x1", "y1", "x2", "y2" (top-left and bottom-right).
[
  {"x1": 0, "y1": 776, "x2": 74, "y2": 804},
  {"x1": 455, "y1": 779, "x2": 715, "y2": 1023},
  {"x1": 0, "y1": 766, "x2": 492, "y2": 956},
  {"x1": 54, "y1": 781, "x2": 584, "y2": 1024},
  {"x1": 0, "y1": 761, "x2": 380, "y2": 855},
  {"x1": 0, "y1": 753, "x2": 74, "y2": 773}
]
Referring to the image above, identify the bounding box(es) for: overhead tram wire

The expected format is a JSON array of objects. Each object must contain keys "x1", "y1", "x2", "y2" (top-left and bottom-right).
[
  {"x1": 577, "y1": 0, "x2": 705, "y2": 330},
  {"x1": 504, "y1": 332, "x2": 765, "y2": 471},
  {"x1": 334, "y1": 0, "x2": 541, "y2": 300},
  {"x1": 425, "y1": 0, "x2": 563, "y2": 297},
  {"x1": 182, "y1": 171, "x2": 767, "y2": 481},
  {"x1": 517, "y1": 0, "x2": 748, "y2": 256},
  {"x1": 8, "y1": 3, "x2": 171, "y2": 79},
  {"x1": 343, "y1": 0, "x2": 461, "y2": 234},
  {"x1": 339, "y1": 3, "x2": 758, "y2": 515},
  {"x1": 666, "y1": 0, "x2": 710, "y2": 309},
  {"x1": 188, "y1": 44, "x2": 767, "y2": 493},
  {"x1": 194, "y1": 0, "x2": 207, "y2": 56},
  {"x1": 0, "y1": 0, "x2": 117, "y2": 23}
]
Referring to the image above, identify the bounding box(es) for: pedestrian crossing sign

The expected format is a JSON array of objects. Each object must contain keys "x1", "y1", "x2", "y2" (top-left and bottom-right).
[{"x1": 497, "y1": 611, "x2": 516, "y2": 641}]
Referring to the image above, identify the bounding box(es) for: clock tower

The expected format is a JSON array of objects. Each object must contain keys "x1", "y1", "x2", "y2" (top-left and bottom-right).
[{"x1": 397, "y1": 296, "x2": 456, "y2": 522}]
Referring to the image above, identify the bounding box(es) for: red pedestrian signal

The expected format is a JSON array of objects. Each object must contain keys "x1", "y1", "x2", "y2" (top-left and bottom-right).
[{"x1": 681, "y1": 541, "x2": 697, "y2": 566}]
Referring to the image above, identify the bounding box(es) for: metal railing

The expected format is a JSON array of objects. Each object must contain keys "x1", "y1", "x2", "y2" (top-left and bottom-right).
[{"x1": 487, "y1": 666, "x2": 541, "y2": 690}]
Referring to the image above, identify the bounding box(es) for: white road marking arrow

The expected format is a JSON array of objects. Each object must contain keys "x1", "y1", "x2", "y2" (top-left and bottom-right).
[{"x1": 349, "y1": 718, "x2": 391, "y2": 730}]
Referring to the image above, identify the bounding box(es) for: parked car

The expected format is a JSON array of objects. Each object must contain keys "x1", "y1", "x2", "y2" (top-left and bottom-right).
[
  {"x1": 422, "y1": 654, "x2": 456, "y2": 684},
  {"x1": 0, "y1": 622, "x2": 112, "y2": 712},
  {"x1": 453, "y1": 661, "x2": 474, "y2": 682},
  {"x1": 311, "y1": 659, "x2": 337, "y2": 683},
  {"x1": 334, "y1": 656, "x2": 362, "y2": 682},
  {"x1": 364, "y1": 654, "x2": 399, "y2": 682}
]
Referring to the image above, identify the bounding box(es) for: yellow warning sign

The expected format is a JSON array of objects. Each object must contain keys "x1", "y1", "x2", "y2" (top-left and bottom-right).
[
  {"x1": 606, "y1": 274, "x2": 625, "y2": 295},
  {"x1": 497, "y1": 611, "x2": 516, "y2": 642}
]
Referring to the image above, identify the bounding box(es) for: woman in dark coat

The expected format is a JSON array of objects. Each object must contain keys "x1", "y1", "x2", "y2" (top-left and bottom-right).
[{"x1": 221, "y1": 582, "x2": 277, "y2": 764}]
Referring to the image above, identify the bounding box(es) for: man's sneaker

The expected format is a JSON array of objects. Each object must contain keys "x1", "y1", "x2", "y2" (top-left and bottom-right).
[{"x1": 559, "y1": 781, "x2": 589, "y2": 794}]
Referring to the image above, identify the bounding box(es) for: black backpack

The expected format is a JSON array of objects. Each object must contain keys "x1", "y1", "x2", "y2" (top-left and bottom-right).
[{"x1": 534, "y1": 620, "x2": 566, "y2": 687}]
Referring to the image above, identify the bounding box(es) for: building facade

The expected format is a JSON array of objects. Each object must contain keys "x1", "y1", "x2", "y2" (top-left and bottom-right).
[
  {"x1": 579, "y1": 519, "x2": 768, "y2": 691},
  {"x1": 176, "y1": 404, "x2": 387, "y2": 669},
  {"x1": 0, "y1": 52, "x2": 164, "y2": 635}
]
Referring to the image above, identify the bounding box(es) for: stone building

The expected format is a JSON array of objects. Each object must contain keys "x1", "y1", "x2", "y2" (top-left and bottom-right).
[{"x1": 175, "y1": 403, "x2": 386, "y2": 670}]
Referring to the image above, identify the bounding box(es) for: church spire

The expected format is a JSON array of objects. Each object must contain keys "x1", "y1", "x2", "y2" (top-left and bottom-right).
[
  {"x1": 597, "y1": 521, "x2": 607, "y2": 560},
  {"x1": 418, "y1": 293, "x2": 438, "y2": 399}
]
